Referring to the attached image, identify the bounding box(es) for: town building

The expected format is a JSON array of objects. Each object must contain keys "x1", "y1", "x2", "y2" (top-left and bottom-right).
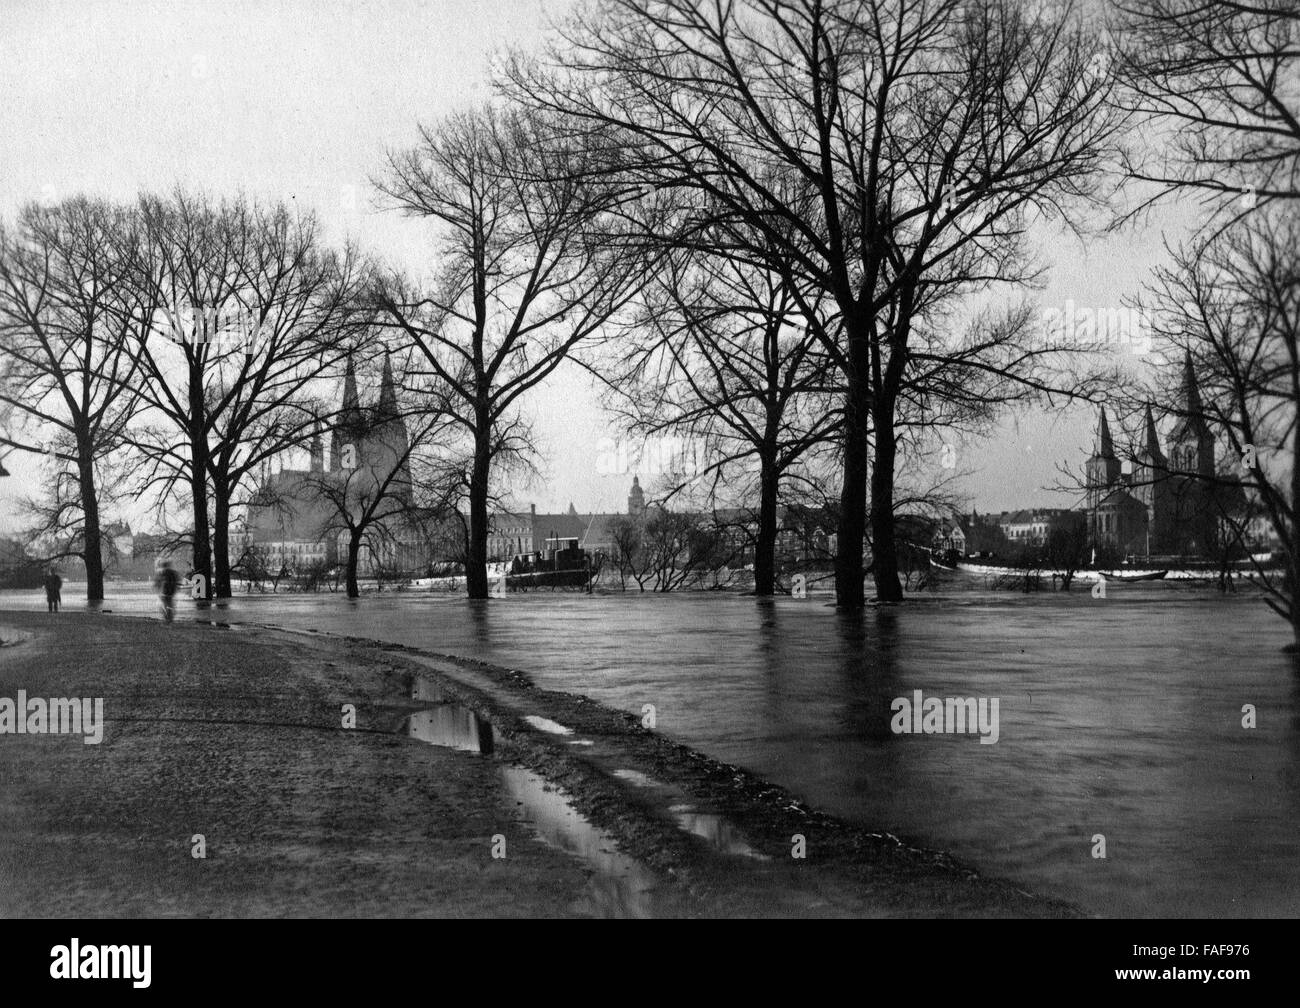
[
  {"x1": 1085, "y1": 356, "x2": 1217, "y2": 557},
  {"x1": 996, "y1": 508, "x2": 1079, "y2": 547},
  {"x1": 243, "y1": 354, "x2": 430, "y2": 576}
]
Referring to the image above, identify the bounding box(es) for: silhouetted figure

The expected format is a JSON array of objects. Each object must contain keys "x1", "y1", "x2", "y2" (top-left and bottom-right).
[
  {"x1": 43, "y1": 570, "x2": 62, "y2": 613},
  {"x1": 153, "y1": 559, "x2": 180, "y2": 623}
]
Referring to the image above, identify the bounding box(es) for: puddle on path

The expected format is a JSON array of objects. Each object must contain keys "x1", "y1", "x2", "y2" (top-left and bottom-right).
[
  {"x1": 500, "y1": 765, "x2": 673, "y2": 918},
  {"x1": 614, "y1": 770, "x2": 767, "y2": 860},
  {"x1": 672, "y1": 811, "x2": 765, "y2": 859},
  {"x1": 405, "y1": 678, "x2": 495, "y2": 755},
  {"x1": 402, "y1": 673, "x2": 675, "y2": 917}
]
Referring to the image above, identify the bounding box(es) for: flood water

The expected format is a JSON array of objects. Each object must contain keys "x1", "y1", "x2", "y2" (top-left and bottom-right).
[{"x1": 6, "y1": 579, "x2": 1298, "y2": 917}]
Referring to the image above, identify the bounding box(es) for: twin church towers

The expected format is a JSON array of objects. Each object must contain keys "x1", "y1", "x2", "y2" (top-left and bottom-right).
[{"x1": 1084, "y1": 357, "x2": 1216, "y2": 557}]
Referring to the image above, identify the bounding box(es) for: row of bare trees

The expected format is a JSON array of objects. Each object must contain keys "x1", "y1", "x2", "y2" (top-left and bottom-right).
[
  {"x1": 504, "y1": 0, "x2": 1126, "y2": 606},
  {"x1": 0, "y1": 193, "x2": 391, "y2": 600},
  {"x1": 1, "y1": 1, "x2": 1295, "y2": 640}
]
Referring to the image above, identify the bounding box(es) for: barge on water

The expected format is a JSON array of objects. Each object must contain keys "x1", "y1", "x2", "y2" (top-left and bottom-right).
[{"x1": 502, "y1": 537, "x2": 594, "y2": 589}]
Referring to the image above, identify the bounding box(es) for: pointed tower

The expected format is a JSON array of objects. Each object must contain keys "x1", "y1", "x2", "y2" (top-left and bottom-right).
[
  {"x1": 371, "y1": 352, "x2": 412, "y2": 503},
  {"x1": 374, "y1": 353, "x2": 400, "y2": 426},
  {"x1": 1132, "y1": 404, "x2": 1168, "y2": 553},
  {"x1": 1085, "y1": 409, "x2": 1121, "y2": 514},
  {"x1": 1166, "y1": 353, "x2": 1216, "y2": 554},
  {"x1": 628, "y1": 475, "x2": 645, "y2": 516},
  {"x1": 1133, "y1": 405, "x2": 1166, "y2": 496},
  {"x1": 309, "y1": 424, "x2": 324, "y2": 473},
  {"x1": 1167, "y1": 353, "x2": 1214, "y2": 479},
  {"x1": 332, "y1": 355, "x2": 365, "y2": 472}
]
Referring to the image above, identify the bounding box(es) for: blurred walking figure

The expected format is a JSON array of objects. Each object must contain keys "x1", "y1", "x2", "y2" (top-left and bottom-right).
[
  {"x1": 153, "y1": 559, "x2": 180, "y2": 623},
  {"x1": 43, "y1": 568, "x2": 61, "y2": 613}
]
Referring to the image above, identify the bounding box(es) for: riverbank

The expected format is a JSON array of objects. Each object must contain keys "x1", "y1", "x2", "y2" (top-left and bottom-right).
[{"x1": 0, "y1": 608, "x2": 1074, "y2": 917}]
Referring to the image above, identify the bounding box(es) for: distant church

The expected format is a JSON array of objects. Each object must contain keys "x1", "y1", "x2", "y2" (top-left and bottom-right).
[
  {"x1": 242, "y1": 354, "x2": 428, "y2": 574},
  {"x1": 1085, "y1": 356, "x2": 1216, "y2": 557}
]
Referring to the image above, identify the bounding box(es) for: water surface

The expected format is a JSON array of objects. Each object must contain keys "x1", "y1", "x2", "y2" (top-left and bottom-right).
[{"x1": 7, "y1": 579, "x2": 1296, "y2": 916}]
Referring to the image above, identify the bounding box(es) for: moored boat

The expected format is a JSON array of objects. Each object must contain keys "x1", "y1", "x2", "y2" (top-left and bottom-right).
[{"x1": 1098, "y1": 569, "x2": 1168, "y2": 582}]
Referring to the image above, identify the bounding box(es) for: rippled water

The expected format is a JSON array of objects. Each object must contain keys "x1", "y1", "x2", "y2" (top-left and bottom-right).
[{"x1": 6, "y1": 578, "x2": 1297, "y2": 917}]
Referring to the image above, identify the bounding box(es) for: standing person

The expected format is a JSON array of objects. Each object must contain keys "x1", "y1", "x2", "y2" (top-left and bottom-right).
[
  {"x1": 43, "y1": 568, "x2": 62, "y2": 613},
  {"x1": 153, "y1": 559, "x2": 180, "y2": 623}
]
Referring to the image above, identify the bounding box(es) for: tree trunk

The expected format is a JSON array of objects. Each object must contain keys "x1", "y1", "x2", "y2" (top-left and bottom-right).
[
  {"x1": 346, "y1": 533, "x2": 362, "y2": 599},
  {"x1": 466, "y1": 419, "x2": 490, "y2": 600},
  {"x1": 1290, "y1": 413, "x2": 1300, "y2": 654},
  {"x1": 836, "y1": 327, "x2": 871, "y2": 609},
  {"x1": 76, "y1": 445, "x2": 104, "y2": 603},
  {"x1": 754, "y1": 452, "x2": 779, "y2": 596},
  {"x1": 869, "y1": 398, "x2": 903, "y2": 603},
  {"x1": 188, "y1": 418, "x2": 211, "y2": 601},
  {"x1": 212, "y1": 487, "x2": 231, "y2": 599}
]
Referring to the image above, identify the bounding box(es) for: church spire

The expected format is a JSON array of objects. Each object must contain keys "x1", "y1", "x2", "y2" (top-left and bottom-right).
[
  {"x1": 1094, "y1": 408, "x2": 1115, "y2": 459},
  {"x1": 374, "y1": 352, "x2": 399, "y2": 424},
  {"x1": 332, "y1": 354, "x2": 364, "y2": 470},
  {"x1": 1141, "y1": 404, "x2": 1164, "y2": 463},
  {"x1": 309, "y1": 422, "x2": 324, "y2": 473},
  {"x1": 341, "y1": 355, "x2": 362, "y2": 429},
  {"x1": 1181, "y1": 352, "x2": 1204, "y2": 419}
]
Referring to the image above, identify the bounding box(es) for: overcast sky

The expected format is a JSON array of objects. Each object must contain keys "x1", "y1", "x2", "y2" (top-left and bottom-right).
[{"x1": 0, "y1": 0, "x2": 1195, "y2": 533}]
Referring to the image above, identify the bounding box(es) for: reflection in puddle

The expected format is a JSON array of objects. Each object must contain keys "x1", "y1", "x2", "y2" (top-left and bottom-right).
[
  {"x1": 618, "y1": 773, "x2": 766, "y2": 860},
  {"x1": 404, "y1": 680, "x2": 495, "y2": 755},
  {"x1": 673, "y1": 811, "x2": 766, "y2": 860},
  {"x1": 523, "y1": 715, "x2": 573, "y2": 735},
  {"x1": 500, "y1": 765, "x2": 667, "y2": 919}
]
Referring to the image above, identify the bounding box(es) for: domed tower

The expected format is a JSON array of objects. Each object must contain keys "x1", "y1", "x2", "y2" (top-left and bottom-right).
[{"x1": 628, "y1": 475, "x2": 645, "y2": 516}]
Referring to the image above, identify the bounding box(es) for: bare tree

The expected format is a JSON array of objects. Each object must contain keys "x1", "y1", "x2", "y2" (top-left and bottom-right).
[
  {"x1": 128, "y1": 190, "x2": 370, "y2": 598},
  {"x1": 372, "y1": 104, "x2": 647, "y2": 598},
  {"x1": 1115, "y1": 0, "x2": 1300, "y2": 216},
  {"x1": 604, "y1": 244, "x2": 840, "y2": 595},
  {"x1": 1139, "y1": 212, "x2": 1299, "y2": 645},
  {"x1": 0, "y1": 198, "x2": 154, "y2": 601},
  {"x1": 512, "y1": 0, "x2": 1126, "y2": 607},
  {"x1": 606, "y1": 508, "x2": 738, "y2": 592},
  {"x1": 1116, "y1": 0, "x2": 1300, "y2": 647}
]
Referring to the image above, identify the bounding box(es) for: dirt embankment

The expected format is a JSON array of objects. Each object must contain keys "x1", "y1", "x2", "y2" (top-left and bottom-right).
[{"x1": 0, "y1": 609, "x2": 1076, "y2": 918}]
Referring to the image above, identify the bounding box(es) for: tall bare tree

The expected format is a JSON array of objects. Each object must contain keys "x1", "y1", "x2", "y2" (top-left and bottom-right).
[
  {"x1": 1118, "y1": 0, "x2": 1300, "y2": 648},
  {"x1": 596, "y1": 210, "x2": 842, "y2": 589},
  {"x1": 512, "y1": 0, "x2": 1125, "y2": 607},
  {"x1": 0, "y1": 198, "x2": 154, "y2": 601},
  {"x1": 1139, "y1": 212, "x2": 1299, "y2": 644},
  {"x1": 372, "y1": 104, "x2": 647, "y2": 598},
  {"x1": 129, "y1": 191, "x2": 370, "y2": 598}
]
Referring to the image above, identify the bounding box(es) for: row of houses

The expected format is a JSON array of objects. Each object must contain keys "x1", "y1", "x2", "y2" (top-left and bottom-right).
[
  {"x1": 485, "y1": 481, "x2": 839, "y2": 569},
  {"x1": 929, "y1": 508, "x2": 1087, "y2": 556}
]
